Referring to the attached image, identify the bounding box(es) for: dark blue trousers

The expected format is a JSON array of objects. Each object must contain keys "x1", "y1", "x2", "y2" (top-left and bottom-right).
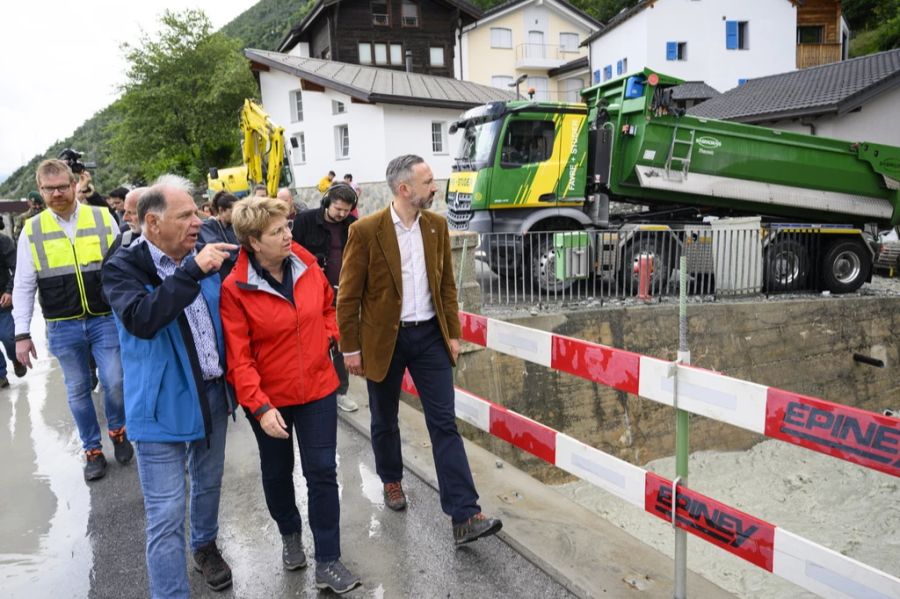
[{"x1": 367, "y1": 319, "x2": 481, "y2": 524}]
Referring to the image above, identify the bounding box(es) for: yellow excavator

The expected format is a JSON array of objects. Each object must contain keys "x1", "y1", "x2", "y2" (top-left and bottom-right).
[{"x1": 207, "y1": 99, "x2": 291, "y2": 198}]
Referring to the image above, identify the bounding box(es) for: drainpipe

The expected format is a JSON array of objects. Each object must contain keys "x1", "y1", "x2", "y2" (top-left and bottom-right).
[
  {"x1": 405, "y1": 50, "x2": 413, "y2": 72},
  {"x1": 801, "y1": 119, "x2": 816, "y2": 136}
]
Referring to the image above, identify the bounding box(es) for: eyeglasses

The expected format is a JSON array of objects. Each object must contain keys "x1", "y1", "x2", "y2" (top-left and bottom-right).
[
  {"x1": 266, "y1": 219, "x2": 294, "y2": 238},
  {"x1": 40, "y1": 184, "x2": 72, "y2": 194}
]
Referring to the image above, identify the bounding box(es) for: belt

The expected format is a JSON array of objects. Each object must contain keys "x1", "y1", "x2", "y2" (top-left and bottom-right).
[{"x1": 400, "y1": 317, "x2": 435, "y2": 328}]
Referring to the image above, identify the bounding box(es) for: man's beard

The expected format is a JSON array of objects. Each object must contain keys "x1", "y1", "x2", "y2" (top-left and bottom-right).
[{"x1": 411, "y1": 193, "x2": 434, "y2": 210}]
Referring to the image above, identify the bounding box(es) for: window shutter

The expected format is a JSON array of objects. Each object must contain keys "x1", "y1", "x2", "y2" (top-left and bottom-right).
[
  {"x1": 593, "y1": 69, "x2": 601, "y2": 83},
  {"x1": 666, "y1": 42, "x2": 677, "y2": 61},
  {"x1": 616, "y1": 60, "x2": 623, "y2": 75},
  {"x1": 726, "y1": 21, "x2": 738, "y2": 49}
]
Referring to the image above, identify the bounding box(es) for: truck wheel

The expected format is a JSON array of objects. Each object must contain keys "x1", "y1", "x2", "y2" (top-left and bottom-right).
[
  {"x1": 764, "y1": 239, "x2": 808, "y2": 292},
  {"x1": 529, "y1": 238, "x2": 574, "y2": 293},
  {"x1": 821, "y1": 240, "x2": 871, "y2": 294},
  {"x1": 622, "y1": 237, "x2": 671, "y2": 295}
]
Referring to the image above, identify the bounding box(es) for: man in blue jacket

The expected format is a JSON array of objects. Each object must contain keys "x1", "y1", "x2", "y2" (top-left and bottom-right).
[{"x1": 102, "y1": 174, "x2": 238, "y2": 598}]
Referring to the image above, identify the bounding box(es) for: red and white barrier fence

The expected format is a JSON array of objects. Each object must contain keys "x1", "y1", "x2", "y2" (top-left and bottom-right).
[
  {"x1": 459, "y1": 312, "x2": 900, "y2": 479},
  {"x1": 400, "y1": 374, "x2": 900, "y2": 598}
]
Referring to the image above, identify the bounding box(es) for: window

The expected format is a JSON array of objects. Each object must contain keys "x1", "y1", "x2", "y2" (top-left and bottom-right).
[
  {"x1": 559, "y1": 32, "x2": 579, "y2": 52},
  {"x1": 500, "y1": 120, "x2": 556, "y2": 166},
  {"x1": 372, "y1": 0, "x2": 389, "y2": 25},
  {"x1": 358, "y1": 43, "x2": 373, "y2": 64},
  {"x1": 616, "y1": 58, "x2": 627, "y2": 75},
  {"x1": 431, "y1": 122, "x2": 445, "y2": 153},
  {"x1": 332, "y1": 100, "x2": 346, "y2": 115},
  {"x1": 592, "y1": 69, "x2": 601, "y2": 83},
  {"x1": 290, "y1": 133, "x2": 306, "y2": 164},
  {"x1": 526, "y1": 76, "x2": 548, "y2": 101},
  {"x1": 390, "y1": 43, "x2": 402, "y2": 65},
  {"x1": 335, "y1": 125, "x2": 350, "y2": 159},
  {"x1": 603, "y1": 65, "x2": 612, "y2": 80},
  {"x1": 490, "y1": 27, "x2": 512, "y2": 49},
  {"x1": 726, "y1": 21, "x2": 749, "y2": 50},
  {"x1": 491, "y1": 75, "x2": 513, "y2": 89},
  {"x1": 290, "y1": 89, "x2": 303, "y2": 122},
  {"x1": 374, "y1": 43, "x2": 388, "y2": 65},
  {"x1": 666, "y1": 41, "x2": 687, "y2": 61},
  {"x1": 564, "y1": 77, "x2": 583, "y2": 103},
  {"x1": 401, "y1": 0, "x2": 419, "y2": 26},
  {"x1": 797, "y1": 25, "x2": 824, "y2": 44},
  {"x1": 429, "y1": 47, "x2": 445, "y2": 67},
  {"x1": 526, "y1": 31, "x2": 545, "y2": 58}
]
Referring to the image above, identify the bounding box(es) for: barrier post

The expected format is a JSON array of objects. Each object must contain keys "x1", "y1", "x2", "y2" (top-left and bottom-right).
[
  {"x1": 674, "y1": 255, "x2": 690, "y2": 599},
  {"x1": 636, "y1": 253, "x2": 653, "y2": 299}
]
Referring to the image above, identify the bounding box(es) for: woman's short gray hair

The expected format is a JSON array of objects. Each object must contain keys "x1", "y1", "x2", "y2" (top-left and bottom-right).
[
  {"x1": 138, "y1": 174, "x2": 195, "y2": 227},
  {"x1": 385, "y1": 154, "x2": 424, "y2": 195}
]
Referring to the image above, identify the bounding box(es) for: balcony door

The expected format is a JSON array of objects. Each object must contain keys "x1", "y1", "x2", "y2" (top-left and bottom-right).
[{"x1": 527, "y1": 30, "x2": 545, "y2": 59}]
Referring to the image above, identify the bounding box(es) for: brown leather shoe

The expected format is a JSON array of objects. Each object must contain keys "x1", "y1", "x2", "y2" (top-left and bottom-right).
[
  {"x1": 383, "y1": 481, "x2": 407, "y2": 511},
  {"x1": 453, "y1": 513, "x2": 502, "y2": 546}
]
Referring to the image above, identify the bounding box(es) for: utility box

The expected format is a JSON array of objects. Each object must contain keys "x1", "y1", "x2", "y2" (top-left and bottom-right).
[
  {"x1": 554, "y1": 231, "x2": 591, "y2": 279},
  {"x1": 711, "y1": 217, "x2": 763, "y2": 295}
]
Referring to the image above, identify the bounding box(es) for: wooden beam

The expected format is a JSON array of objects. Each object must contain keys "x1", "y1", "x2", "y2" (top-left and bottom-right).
[
  {"x1": 249, "y1": 61, "x2": 270, "y2": 72},
  {"x1": 301, "y1": 79, "x2": 326, "y2": 92}
]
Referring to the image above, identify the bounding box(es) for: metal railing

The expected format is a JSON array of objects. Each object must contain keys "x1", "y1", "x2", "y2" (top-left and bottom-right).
[{"x1": 474, "y1": 227, "x2": 834, "y2": 307}]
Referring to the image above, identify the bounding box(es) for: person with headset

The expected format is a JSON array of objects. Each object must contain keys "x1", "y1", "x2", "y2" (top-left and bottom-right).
[{"x1": 292, "y1": 182, "x2": 358, "y2": 412}]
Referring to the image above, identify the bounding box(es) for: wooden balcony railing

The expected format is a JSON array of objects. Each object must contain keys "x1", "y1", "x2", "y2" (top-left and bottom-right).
[{"x1": 796, "y1": 43, "x2": 842, "y2": 69}]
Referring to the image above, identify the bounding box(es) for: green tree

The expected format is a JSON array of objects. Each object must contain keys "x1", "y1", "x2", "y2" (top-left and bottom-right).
[{"x1": 111, "y1": 9, "x2": 257, "y2": 185}]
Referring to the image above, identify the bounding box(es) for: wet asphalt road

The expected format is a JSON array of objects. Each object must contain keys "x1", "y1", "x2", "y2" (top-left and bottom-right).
[{"x1": 0, "y1": 317, "x2": 575, "y2": 599}]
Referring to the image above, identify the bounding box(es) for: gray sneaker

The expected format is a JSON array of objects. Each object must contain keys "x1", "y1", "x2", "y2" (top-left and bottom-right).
[
  {"x1": 281, "y1": 532, "x2": 307, "y2": 570},
  {"x1": 336, "y1": 394, "x2": 359, "y2": 412},
  {"x1": 315, "y1": 559, "x2": 361, "y2": 594}
]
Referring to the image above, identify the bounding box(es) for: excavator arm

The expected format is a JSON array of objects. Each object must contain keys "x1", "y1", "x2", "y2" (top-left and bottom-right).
[{"x1": 240, "y1": 99, "x2": 287, "y2": 198}]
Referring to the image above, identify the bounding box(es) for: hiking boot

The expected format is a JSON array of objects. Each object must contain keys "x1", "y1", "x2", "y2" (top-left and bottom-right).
[
  {"x1": 453, "y1": 513, "x2": 502, "y2": 546},
  {"x1": 0, "y1": 377, "x2": 8, "y2": 389},
  {"x1": 315, "y1": 559, "x2": 361, "y2": 594},
  {"x1": 109, "y1": 427, "x2": 134, "y2": 465},
  {"x1": 383, "y1": 481, "x2": 407, "y2": 511},
  {"x1": 281, "y1": 532, "x2": 307, "y2": 570},
  {"x1": 193, "y1": 541, "x2": 232, "y2": 591},
  {"x1": 12, "y1": 360, "x2": 26, "y2": 378},
  {"x1": 84, "y1": 449, "x2": 107, "y2": 482},
  {"x1": 336, "y1": 394, "x2": 359, "y2": 412}
]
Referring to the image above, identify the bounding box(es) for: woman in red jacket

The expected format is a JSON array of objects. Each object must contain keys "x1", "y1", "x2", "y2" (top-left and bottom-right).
[{"x1": 220, "y1": 197, "x2": 360, "y2": 594}]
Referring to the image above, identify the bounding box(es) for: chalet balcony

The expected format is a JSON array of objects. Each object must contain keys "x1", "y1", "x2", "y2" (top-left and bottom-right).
[
  {"x1": 515, "y1": 43, "x2": 578, "y2": 69},
  {"x1": 796, "y1": 42, "x2": 842, "y2": 69}
]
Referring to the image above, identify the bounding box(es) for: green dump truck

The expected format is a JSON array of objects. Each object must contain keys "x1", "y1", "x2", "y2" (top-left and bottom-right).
[{"x1": 446, "y1": 69, "x2": 900, "y2": 294}]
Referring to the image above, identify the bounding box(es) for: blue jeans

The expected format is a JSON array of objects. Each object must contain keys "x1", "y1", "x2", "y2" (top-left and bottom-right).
[
  {"x1": 46, "y1": 314, "x2": 125, "y2": 451},
  {"x1": 135, "y1": 378, "x2": 229, "y2": 599},
  {"x1": 246, "y1": 393, "x2": 341, "y2": 561},
  {"x1": 0, "y1": 309, "x2": 15, "y2": 378},
  {"x1": 367, "y1": 319, "x2": 481, "y2": 524}
]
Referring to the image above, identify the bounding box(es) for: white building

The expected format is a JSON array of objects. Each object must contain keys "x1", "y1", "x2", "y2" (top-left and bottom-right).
[
  {"x1": 584, "y1": 0, "x2": 835, "y2": 94},
  {"x1": 244, "y1": 49, "x2": 513, "y2": 196},
  {"x1": 689, "y1": 48, "x2": 900, "y2": 147}
]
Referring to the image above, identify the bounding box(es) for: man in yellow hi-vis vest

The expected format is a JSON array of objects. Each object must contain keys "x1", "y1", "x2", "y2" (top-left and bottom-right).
[{"x1": 13, "y1": 159, "x2": 132, "y2": 482}]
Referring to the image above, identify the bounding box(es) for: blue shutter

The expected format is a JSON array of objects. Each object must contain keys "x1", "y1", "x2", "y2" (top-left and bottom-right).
[
  {"x1": 666, "y1": 42, "x2": 677, "y2": 61},
  {"x1": 726, "y1": 21, "x2": 738, "y2": 49},
  {"x1": 593, "y1": 69, "x2": 601, "y2": 83},
  {"x1": 738, "y1": 78, "x2": 748, "y2": 86},
  {"x1": 616, "y1": 60, "x2": 623, "y2": 75},
  {"x1": 604, "y1": 65, "x2": 612, "y2": 80}
]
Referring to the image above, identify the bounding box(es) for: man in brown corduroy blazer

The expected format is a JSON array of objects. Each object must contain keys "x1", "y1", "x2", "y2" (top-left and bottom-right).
[{"x1": 337, "y1": 154, "x2": 502, "y2": 546}]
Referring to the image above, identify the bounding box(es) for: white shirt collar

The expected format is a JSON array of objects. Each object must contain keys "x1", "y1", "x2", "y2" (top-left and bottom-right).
[{"x1": 389, "y1": 202, "x2": 420, "y2": 231}]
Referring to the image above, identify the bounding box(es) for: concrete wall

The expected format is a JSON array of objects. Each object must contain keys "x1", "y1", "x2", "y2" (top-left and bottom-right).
[{"x1": 445, "y1": 296, "x2": 900, "y2": 483}]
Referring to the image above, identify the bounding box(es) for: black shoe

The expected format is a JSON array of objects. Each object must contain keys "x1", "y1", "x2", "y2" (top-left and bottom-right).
[
  {"x1": 0, "y1": 377, "x2": 8, "y2": 389},
  {"x1": 109, "y1": 427, "x2": 134, "y2": 465},
  {"x1": 453, "y1": 513, "x2": 502, "y2": 546},
  {"x1": 12, "y1": 360, "x2": 26, "y2": 378},
  {"x1": 193, "y1": 541, "x2": 233, "y2": 591},
  {"x1": 282, "y1": 532, "x2": 307, "y2": 570},
  {"x1": 84, "y1": 449, "x2": 107, "y2": 481},
  {"x1": 383, "y1": 481, "x2": 407, "y2": 511},
  {"x1": 315, "y1": 559, "x2": 361, "y2": 594}
]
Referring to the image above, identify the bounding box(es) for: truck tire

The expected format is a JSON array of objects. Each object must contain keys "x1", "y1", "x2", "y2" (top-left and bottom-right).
[
  {"x1": 821, "y1": 240, "x2": 871, "y2": 294},
  {"x1": 764, "y1": 239, "x2": 808, "y2": 292},
  {"x1": 529, "y1": 238, "x2": 575, "y2": 293}
]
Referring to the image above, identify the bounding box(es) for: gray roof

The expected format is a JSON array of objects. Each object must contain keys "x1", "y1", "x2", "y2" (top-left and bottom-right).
[
  {"x1": 670, "y1": 81, "x2": 720, "y2": 101},
  {"x1": 548, "y1": 56, "x2": 589, "y2": 78},
  {"x1": 245, "y1": 49, "x2": 516, "y2": 110},
  {"x1": 688, "y1": 48, "x2": 900, "y2": 123}
]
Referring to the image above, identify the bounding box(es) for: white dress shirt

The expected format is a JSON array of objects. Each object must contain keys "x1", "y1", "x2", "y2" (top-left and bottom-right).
[{"x1": 390, "y1": 202, "x2": 435, "y2": 323}]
